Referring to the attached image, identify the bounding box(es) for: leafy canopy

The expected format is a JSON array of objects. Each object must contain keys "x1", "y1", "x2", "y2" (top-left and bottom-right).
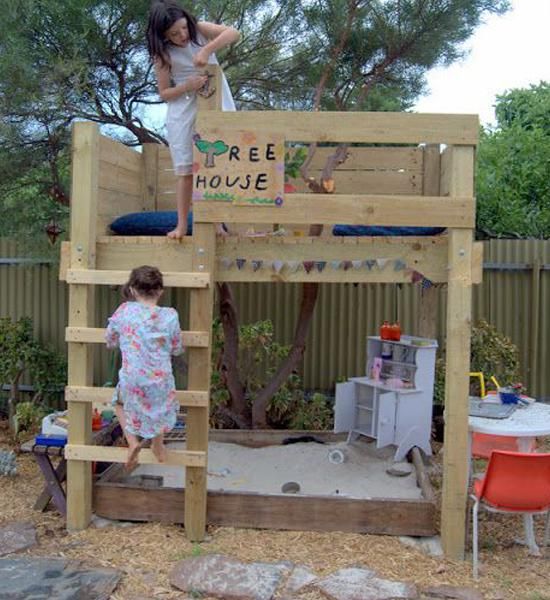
[
  {"x1": 476, "y1": 81, "x2": 550, "y2": 239},
  {"x1": 0, "y1": 0, "x2": 510, "y2": 249}
]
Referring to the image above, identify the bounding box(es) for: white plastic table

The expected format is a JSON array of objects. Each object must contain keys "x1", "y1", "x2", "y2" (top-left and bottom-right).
[
  {"x1": 468, "y1": 401, "x2": 550, "y2": 555},
  {"x1": 469, "y1": 400, "x2": 550, "y2": 451}
]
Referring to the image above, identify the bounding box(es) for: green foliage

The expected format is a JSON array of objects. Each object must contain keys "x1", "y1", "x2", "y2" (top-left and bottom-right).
[
  {"x1": 210, "y1": 319, "x2": 333, "y2": 430},
  {"x1": 476, "y1": 82, "x2": 550, "y2": 239},
  {"x1": 434, "y1": 320, "x2": 520, "y2": 404},
  {"x1": 284, "y1": 147, "x2": 307, "y2": 181},
  {"x1": 0, "y1": 317, "x2": 67, "y2": 429},
  {"x1": 13, "y1": 401, "x2": 47, "y2": 439},
  {"x1": 289, "y1": 392, "x2": 334, "y2": 431}
]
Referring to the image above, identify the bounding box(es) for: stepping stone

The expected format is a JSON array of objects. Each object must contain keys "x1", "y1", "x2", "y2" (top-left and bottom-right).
[
  {"x1": 169, "y1": 553, "x2": 291, "y2": 600},
  {"x1": 282, "y1": 565, "x2": 318, "y2": 594},
  {"x1": 422, "y1": 585, "x2": 483, "y2": 600},
  {"x1": 399, "y1": 535, "x2": 443, "y2": 557},
  {"x1": 0, "y1": 522, "x2": 36, "y2": 556},
  {"x1": 0, "y1": 557, "x2": 121, "y2": 600},
  {"x1": 313, "y1": 567, "x2": 418, "y2": 600}
]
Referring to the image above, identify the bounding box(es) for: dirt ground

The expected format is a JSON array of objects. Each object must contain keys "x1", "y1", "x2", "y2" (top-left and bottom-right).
[{"x1": 1, "y1": 420, "x2": 550, "y2": 600}]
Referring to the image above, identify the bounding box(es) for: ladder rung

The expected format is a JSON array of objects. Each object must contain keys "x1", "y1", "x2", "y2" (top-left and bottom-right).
[
  {"x1": 66, "y1": 268, "x2": 210, "y2": 288},
  {"x1": 65, "y1": 444, "x2": 206, "y2": 467},
  {"x1": 66, "y1": 386, "x2": 209, "y2": 408},
  {"x1": 66, "y1": 327, "x2": 209, "y2": 348}
]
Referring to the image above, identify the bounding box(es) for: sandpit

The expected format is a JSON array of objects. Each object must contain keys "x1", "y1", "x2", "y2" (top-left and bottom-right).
[{"x1": 130, "y1": 439, "x2": 422, "y2": 500}]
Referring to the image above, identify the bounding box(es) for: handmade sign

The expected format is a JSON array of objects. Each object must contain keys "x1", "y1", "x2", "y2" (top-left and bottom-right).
[{"x1": 192, "y1": 130, "x2": 285, "y2": 206}]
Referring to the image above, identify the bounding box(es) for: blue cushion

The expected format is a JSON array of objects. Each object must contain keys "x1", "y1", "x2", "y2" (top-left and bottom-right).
[
  {"x1": 110, "y1": 211, "x2": 192, "y2": 236},
  {"x1": 332, "y1": 225, "x2": 446, "y2": 237}
]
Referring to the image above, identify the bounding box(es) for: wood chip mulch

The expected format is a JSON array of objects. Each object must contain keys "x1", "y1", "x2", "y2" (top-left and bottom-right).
[{"x1": 1, "y1": 422, "x2": 549, "y2": 600}]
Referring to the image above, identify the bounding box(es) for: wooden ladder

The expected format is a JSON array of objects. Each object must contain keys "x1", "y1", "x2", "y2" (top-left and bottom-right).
[{"x1": 64, "y1": 124, "x2": 216, "y2": 541}]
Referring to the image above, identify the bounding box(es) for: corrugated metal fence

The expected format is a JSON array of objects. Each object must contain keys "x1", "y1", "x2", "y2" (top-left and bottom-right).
[{"x1": 1, "y1": 238, "x2": 549, "y2": 397}]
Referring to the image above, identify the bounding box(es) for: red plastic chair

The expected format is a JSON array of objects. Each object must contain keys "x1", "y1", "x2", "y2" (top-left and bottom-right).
[{"x1": 471, "y1": 451, "x2": 550, "y2": 578}]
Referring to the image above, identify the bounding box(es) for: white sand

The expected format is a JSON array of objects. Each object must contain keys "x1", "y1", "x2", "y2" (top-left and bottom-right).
[{"x1": 130, "y1": 440, "x2": 422, "y2": 500}]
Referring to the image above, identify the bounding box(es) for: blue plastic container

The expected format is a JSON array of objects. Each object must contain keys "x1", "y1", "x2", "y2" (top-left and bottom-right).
[
  {"x1": 34, "y1": 433, "x2": 68, "y2": 447},
  {"x1": 499, "y1": 388, "x2": 519, "y2": 404}
]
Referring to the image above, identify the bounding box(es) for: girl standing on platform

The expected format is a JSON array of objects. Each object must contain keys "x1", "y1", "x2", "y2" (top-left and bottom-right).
[
  {"x1": 105, "y1": 266, "x2": 183, "y2": 469},
  {"x1": 146, "y1": 0, "x2": 239, "y2": 238}
]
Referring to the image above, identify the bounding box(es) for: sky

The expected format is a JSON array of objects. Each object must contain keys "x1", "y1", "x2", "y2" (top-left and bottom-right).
[{"x1": 413, "y1": 0, "x2": 550, "y2": 126}]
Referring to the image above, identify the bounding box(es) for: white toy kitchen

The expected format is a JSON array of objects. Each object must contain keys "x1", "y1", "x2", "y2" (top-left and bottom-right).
[{"x1": 334, "y1": 335, "x2": 438, "y2": 461}]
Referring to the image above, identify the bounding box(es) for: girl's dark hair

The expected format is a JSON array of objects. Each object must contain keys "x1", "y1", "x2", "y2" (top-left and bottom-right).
[
  {"x1": 146, "y1": 0, "x2": 200, "y2": 68},
  {"x1": 122, "y1": 266, "x2": 164, "y2": 301}
]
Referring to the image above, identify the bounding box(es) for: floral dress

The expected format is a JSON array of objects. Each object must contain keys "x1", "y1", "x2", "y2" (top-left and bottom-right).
[{"x1": 105, "y1": 302, "x2": 184, "y2": 439}]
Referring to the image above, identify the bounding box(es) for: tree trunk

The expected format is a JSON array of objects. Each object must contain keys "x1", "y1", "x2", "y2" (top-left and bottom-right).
[
  {"x1": 217, "y1": 282, "x2": 250, "y2": 428},
  {"x1": 251, "y1": 281, "x2": 320, "y2": 428},
  {"x1": 8, "y1": 371, "x2": 23, "y2": 433}
]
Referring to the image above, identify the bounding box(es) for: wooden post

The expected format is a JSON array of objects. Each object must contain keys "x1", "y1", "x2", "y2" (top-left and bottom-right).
[
  {"x1": 66, "y1": 122, "x2": 99, "y2": 530},
  {"x1": 418, "y1": 144, "x2": 441, "y2": 339},
  {"x1": 529, "y1": 258, "x2": 541, "y2": 393},
  {"x1": 142, "y1": 143, "x2": 160, "y2": 211},
  {"x1": 440, "y1": 145, "x2": 475, "y2": 560},
  {"x1": 184, "y1": 64, "x2": 221, "y2": 540}
]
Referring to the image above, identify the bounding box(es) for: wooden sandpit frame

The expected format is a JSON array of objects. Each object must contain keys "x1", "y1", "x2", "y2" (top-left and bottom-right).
[{"x1": 93, "y1": 430, "x2": 437, "y2": 536}]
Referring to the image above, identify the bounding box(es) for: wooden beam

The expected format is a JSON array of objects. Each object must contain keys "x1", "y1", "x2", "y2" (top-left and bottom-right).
[
  {"x1": 65, "y1": 444, "x2": 206, "y2": 467},
  {"x1": 472, "y1": 242, "x2": 483, "y2": 285},
  {"x1": 66, "y1": 268, "x2": 210, "y2": 288},
  {"x1": 66, "y1": 386, "x2": 209, "y2": 408},
  {"x1": 66, "y1": 121, "x2": 100, "y2": 531},
  {"x1": 65, "y1": 327, "x2": 209, "y2": 348},
  {"x1": 193, "y1": 194, "x2": 475, "y2": 228},
  {"x1": 440, "y1": 145, "x2": 475, "y2": 561},
  {"x1": 93, "y1": 485, "x2": 436, "y2": 536},
  {"x1": 196, "y1": 111, "x2": 479, "y2": 145},
  {"x1": 418, "y1": 144, "x2": 442, "y2": 338},
  {"x1": 214, "y1": 231, "x2": 449, "y2": 283},
  {"x1": 197, "y1": 64, "x2": 223, "y2": 112},
  {"x1": 185, "y1": 221, "x2": 216, "y2": 541},
  {"x1": 60, "y1": 240, "x2": 194, "y2": 279}
]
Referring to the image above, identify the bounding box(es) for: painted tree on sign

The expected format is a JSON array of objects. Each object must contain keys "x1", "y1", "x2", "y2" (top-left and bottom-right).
[{"x1": 195, "y1": 139, "x2": 229, "y2": 168}]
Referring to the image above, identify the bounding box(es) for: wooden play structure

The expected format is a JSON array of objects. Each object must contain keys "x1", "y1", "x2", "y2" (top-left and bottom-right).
[{"x1": 60, "y1": 66, "x2": 481, "y2": 560}]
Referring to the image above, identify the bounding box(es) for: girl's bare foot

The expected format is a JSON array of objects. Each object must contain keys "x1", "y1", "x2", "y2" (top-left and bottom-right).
[
  {"x1": 167, "y1": 227, "x2": 187, "y2": 239},
  {"x1": 126, "y1": 441, "x2": 142, "y2": 471},
  {"x1": 151, "y1": 438, "x2": 167, "y2": 463}
]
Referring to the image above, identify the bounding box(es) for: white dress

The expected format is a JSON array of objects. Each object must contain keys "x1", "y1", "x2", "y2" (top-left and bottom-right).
[{"x1": 166, "y1": 36, "x2": 235, "y2": 176}]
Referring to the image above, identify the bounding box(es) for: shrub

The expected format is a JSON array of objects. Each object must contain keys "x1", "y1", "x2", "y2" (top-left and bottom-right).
[
  {"x1": 434, "y1": 319, "x2": 520, "y2": 404},
  {"x1": 0, "y1": 317, "x2": 67, "y2": 431},
  {"x1": 210, "y1": 318, "x2": 333, "y2": 430}
]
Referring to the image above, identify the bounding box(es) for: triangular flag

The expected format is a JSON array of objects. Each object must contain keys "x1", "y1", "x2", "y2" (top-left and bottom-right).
[
  {"x1": 236, "y1": 258, "x2": 246, "y2": 270},
  {"x1": 331, "y1": 260, "x2": 341, "y2": 270},
  {"x1": 315, "y1": 261, "x2": 327, "y2": 272},
  {"x1": 272, "y1": 260, "x2": 284, "y2": 273},
  {"x1": 393, "y1": 259, "x2": 406, "y2": 271},
  {"x1": 364, "y1": 259, "x2": 376, "y2": 270},
  {"x1": 287, "y1": 261, "x2": 300, "y2": 273},
  {"x1": 376, "y1": 258, "x2": 389, "y2": 270},
  {"x1": 422, "y1": 277, "x2": 434, "y2": 289},
  {"x1": 343, "y1": 260, "x2": 352, "y2": 271},
  {"x1": 411, "y1": 270, "x2": 423, "y2": 283},
  {"x1": 220, "y1": 257, "x2": 233, "y2": 269},
  {"x1": 252, "y1": 260, "x2": 263, "y2": 272},
  {"x1": 303, "y1": 260, "x2": 314, "y2": 273},
  {"x1": 352, "y1": 260, "x2": 362, "y2": 270}
]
